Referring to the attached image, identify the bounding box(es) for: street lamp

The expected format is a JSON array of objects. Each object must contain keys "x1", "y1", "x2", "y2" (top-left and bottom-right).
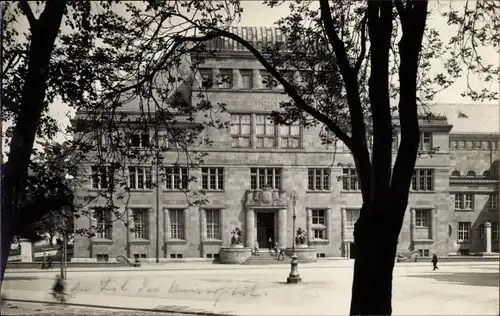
[{"x1": 287, "y1": 191, "x2": 301, "y2": 284}]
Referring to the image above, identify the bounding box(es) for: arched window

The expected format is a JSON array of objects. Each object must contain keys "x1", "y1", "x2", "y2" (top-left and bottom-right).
[
  {"x1": 477, "y1": 224, "x2": 485, "y2": 239},
  {"x1": 467, "y1": 170, "x2": 476, "y2": 177},
  {"x1": 451, "y1": 170, "x2": 460, "y2": 177},
  {"x1": 483, "y1": 171, "x2": 491, "y2": 177}
]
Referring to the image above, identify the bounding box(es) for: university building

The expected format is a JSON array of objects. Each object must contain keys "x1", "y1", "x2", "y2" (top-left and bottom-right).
[{"x1": 72, "y1": 27, "x2": 500, "y2": 262}]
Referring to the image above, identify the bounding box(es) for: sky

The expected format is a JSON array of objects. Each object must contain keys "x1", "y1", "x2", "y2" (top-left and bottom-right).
[{"x1": 5, "y1": 0, "x2": 500, "y2": 156}]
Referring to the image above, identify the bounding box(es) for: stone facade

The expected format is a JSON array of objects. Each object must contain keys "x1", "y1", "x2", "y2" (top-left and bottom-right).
[{"x1": 72, "y1": 28, "x2": 500, "y2": 261}]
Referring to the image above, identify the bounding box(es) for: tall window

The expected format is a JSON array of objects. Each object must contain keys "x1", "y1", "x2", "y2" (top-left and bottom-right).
[
  {"x1": 206, "y1": 209, "x2": 221, "y2": 239},
  {"x1": 308, "y1": 168, "x2": 330, "y2": 191},
  {"x1": 128, "y1": 166, "x2": 152, "y2": 190},
  {"x1": 169, "y1": 209, "x2": 185, "y2": 239},
  {"x1": 458, "y1": 222, "x2": 470, "y2": 241},
  {"x1": 201, "y1": 167, "x2": 224, "y2": 191},
  {"x1": 255, "y1": 114, "x2": 276, "y2": 148},
  {"x1": 250, "y1": 168, "x2": 282, "y2": 189},
  {"x1": 346, "y1": 209, "x2": 360, "y2": 227},
  {"x1": 281, "y1": 122, "x2": 300, "y2": 148},
  {"x1": 311, "y1": 209, "x2": 327, "y2": 239},
  {"x1": 200, "y1": 69, "x2": 212, "y2": 89},
  {"x1": 230, "y1": 114, "x2": 251, "y2": 148},
  {"x1": 342, "y1": 168, "x2": 360, "y2": 191},
  {"x1": 91, "y1": 166, "x2": 112, "y2": 189},
  {"x1": 392, "y1": 132, "x2": 399, "y2": 151},
  {"x1": 420, "y1": 132, "x2": 432, "y2": 151},
  {"x1": 131, "y1": 209, "x2": 148, "y2": 239},
  {"x1": 454, "y1": 193, "x2": 474, "y2": 211},
  {"x1": 165, "y1": 167, "x2": 188, "y2": 190},
  {"x1": 218, "y1": 69, "x2": 232, "y2": 89},
  {"x1": 489, "y1": 194, "x2": 498, "y2": 210},
  {"x1": 493, "y1": 222, "x2": 499, "y2": 241},
  {"x1": 241, "y1": 71, "x2": 252, "y2": 89},
  {"x1": 130, "y1": 133, "x2": 150, "y2": 147},
  {"x1": 415, "y1": 209, "x2": 430, "y2": 227},
  {"x1": 477, "y1": 224, "x2": 485, "y2": 239},
  {"x1": 411, "y1": 169, "x2": 434, "y2": 191},
  {"x1": 94, "y1": 208, "x2": 112, "y2": 239}
]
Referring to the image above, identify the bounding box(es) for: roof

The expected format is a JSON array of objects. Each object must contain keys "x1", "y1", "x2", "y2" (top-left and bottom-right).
[{"x1": 427, "y1": 103, "x2": 499, "y2": 134}]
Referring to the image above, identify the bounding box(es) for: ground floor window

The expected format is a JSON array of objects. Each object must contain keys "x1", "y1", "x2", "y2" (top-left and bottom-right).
[{"x1": 206, "y1": 209, "x2": 221, "y2": 240}]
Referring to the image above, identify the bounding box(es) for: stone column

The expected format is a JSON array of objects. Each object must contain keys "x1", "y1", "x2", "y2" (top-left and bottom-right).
[
  {"x1": 19, "y1": 238, "x2": 33, "y2": 263},
  {"x1": 278, "y1": 208, "x2": 287, "y2": 247},
  {"x1": 163, "y1": 209, "x2": 170, "y2": 241},
  {"x1": 200, "y1": 208, "x2": 207, "y2": 241},
  {"x1": 306, "y1": 208, "x2": 313, "y2": 244},
  {"x1": 410, "y1": 208, "x2": 416, "y2": 242},
  {"x1": 430, "y1": 209, "x2": 436, "y2": 240},
  {"x1": 341, "y1": 208, "x2": 346, "y2": 242},
  {"x1": 232, "y1": 69, "x2": 240, "y2": 89},
  {"x1": 485, "y1": 221, "x2": 492, "y2": 253},
  {"x1": 252, "y1": 69, "x2": 261, "y2": 89}
]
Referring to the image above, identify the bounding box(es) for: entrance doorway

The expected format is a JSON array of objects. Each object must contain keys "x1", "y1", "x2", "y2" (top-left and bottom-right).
[{"x1": 256, "y1": 211, "x2": 275, "y2": 249}]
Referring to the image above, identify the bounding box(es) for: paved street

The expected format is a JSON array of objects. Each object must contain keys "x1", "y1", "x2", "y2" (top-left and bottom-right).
[{"x1": 2, "y1": 260, "x2": 498, "y2": 315}]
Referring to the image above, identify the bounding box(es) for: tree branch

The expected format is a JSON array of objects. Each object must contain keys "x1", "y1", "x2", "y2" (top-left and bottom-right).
[
  {"x1": 19, "y1": 0, "x2": 37, "y2": 30},
  {"x1": 394, "y1": 0, "x2": 407, "y2": 28},
  {"x1": 354, "y1": 12, "x2": 368, "y2": 75},
  {"x1": 180, "y1": 30, "x2": 353, "y2": 148}
]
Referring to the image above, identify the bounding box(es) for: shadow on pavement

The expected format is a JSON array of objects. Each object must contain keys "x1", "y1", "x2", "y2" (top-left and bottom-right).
[
  {"x1": 407, "y1": 272, "x2": 499, "y2": 287},
  {"x1": 3, "y1": 276, "x2": 39, "y2": 281}
]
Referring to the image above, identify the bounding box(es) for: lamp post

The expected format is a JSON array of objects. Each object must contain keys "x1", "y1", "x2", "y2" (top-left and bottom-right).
[{"x1": 287, "y1": 191, "x2": 301, "y2": 284}]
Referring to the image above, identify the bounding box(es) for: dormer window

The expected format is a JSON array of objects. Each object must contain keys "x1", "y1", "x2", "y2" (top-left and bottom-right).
[
  {"x1": 466, "y1": 170, "x2": 476, "y2": 177},
  {"x1": 451, "y1": 170, "x2": 460, "y2": 177},
  {"x1": 420, "y1": 132, "x2": 432, "y2": 151}
]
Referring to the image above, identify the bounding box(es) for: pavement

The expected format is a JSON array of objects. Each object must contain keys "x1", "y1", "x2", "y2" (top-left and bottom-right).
[{"x1": 2, "y1": 260, "x2": 499, "y2": 315}]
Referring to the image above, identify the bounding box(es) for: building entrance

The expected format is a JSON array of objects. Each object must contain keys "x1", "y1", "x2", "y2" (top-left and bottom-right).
[{"x1": 256, "y1": 211, "x2": 275, "y2": 249}]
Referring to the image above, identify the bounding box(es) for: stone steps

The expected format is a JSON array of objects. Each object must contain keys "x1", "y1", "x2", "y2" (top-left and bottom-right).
[{"x1": 242, "y1": 251, "x2": 290, "y2": 265}]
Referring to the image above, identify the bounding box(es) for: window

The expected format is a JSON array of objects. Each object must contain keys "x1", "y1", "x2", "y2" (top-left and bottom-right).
[
  {"x1": 256, "y1": 114, "x2": 276, "y2": 148},
  {"x1": 489, "y1": 194, "x2": 498, "y2": 210},
  {"x1": 134, "y1": 254, "x2": 147, "y2": 260},
  {"x1": 200, "y1": 69, "x2": 212, "y2": 88},
  {"x1": 415, "y1": 209, "x2": 430, "y2": 227},
  {"x1": 230, "y1": 114, "x2": 251, "y2": 148},
  {"x1": 91, "y1": 166, "x2": 113, "y2": 189},
  {"x1": 458, "y1": 222, "x2": 470, "y2": 241},
  {"x1": 281, "y1": 122, "x2": 300, "y2": 148},
  {"x1": 420, "y1": 132, "x2": 432, "y2": 151},
  {"x1": 483, "y1": 170, "x2": 491, "y2": 177},
  {"x1": 128, "y1": 166, "x2": 152, "y2": 190},
  {"x1": 218, "y1": 69, "x2": 232, "y2": 89},
  {"x1": 417, "y1": 249, "x2": 430, "y2": 257},
  {"x1": 250, "y1": 168, "x2": 282, "y2": 189},
  {"x1": 206, "y1": 209, "x2": 221, "y2": 239},
  {"x1": 131, "y1": 209, "x2": 149, "y2": 239},
  {"x1": 96, "y1": 254, "x2": 109, "y2": 262},
  {"x1": 466, "y1": 170, "x2": 476, "y2": 177},
  {"x1": 346, "y1": 209, "x2": 360, "y2": 227},
  {"x1": 477, "y1": 224, "x2": 485, "y2": 239},
  {"x1": 94, "y1": 208, "x2": 112, "y2": 239},
  {"x1": 454, "y1": 193, "x2": 474, "y2": 211},
  {"x1": 201, "y1": 168, "x2": 224, "y2": 191},
  {"x1": 93, "y1": 133, "x2": 108, "y2": 150},
  {"x1": 342, "y1": 169, "x2": 360, "y2": 191},
  {"x1": 241, "y1": 71, "x2": 252, "y2": 89},
  {"x1": 130, "y1": 133, "x2": 150, "y2": 148},
  {"x1": 493, "y1": 222, "x2": 499, "y2": 240},
  {"x1": 165, "y1": 167, "x2": 188, "y2": 190},
  {"x1": 260, "y1": 72, "x2": 273, "y2": 89},
  {"x1": 308, "y1": 168, "x2": 330, "y2": 191},
  {"x1": 411, "y1": 169, "x2": 434, "y2": 191},
  {"x1": 169, "y1": 209, "x2": 185, "y2": 239},
  {"x1": 451, "y1": 170, "x2": 460, "y2": 177},
  {"x1": 311, "y1": 209, "x2": 327, "y2": 240}
]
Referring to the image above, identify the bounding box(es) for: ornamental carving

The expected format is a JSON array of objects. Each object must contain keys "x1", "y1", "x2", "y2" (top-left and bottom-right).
[{"x1": 246, "y1": 188, "x2": 287, "y2": 206}]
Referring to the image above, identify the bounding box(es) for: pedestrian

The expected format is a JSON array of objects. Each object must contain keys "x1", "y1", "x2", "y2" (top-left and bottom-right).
[
  {"x1": 41, "y1": 253, "x2": 47, "y2": 270},
  {"x1": 253, "y1": 240, "x2": 260, "y2": 256},
  {"x1": 268, "y1": 237, "x2": 273, "y2": 254},
  {"x1": 432, "y1": 252, "x2": 439, "y2": 271},
  {"x1": 277, "y1": 246, "x2": 285, "y2": 261},
  {"x1": 274, "y1": 242, "x2": 279, "y2": 256},
  {"x1": 47, "y1": 256, "x2": 53, "y2": 269}
]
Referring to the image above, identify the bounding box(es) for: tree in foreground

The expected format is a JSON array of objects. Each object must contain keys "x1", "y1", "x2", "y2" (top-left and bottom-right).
[
  {"x1": 119, "y1": 0, "x2": 498, "y2": 314},
  {"x1": 0, "y1": 0, "x2": 237, "y2": 284}
]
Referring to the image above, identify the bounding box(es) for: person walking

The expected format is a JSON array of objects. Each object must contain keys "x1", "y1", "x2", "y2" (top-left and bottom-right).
[
  {"x1": 47, "y1": 256, "x2": 53, "y2": 269},
  {"x1": 253, "y1": 240, "x2": 260, "y2": 256},
  {"x1": 41, "y1": 253, "x2": 47, "y2": 270},
  {"x1": 267, "y1": 238, "x2": 273, "y2": 254},
  {"x1": 432, "y1": 252, "x2": 439, "y2": 271}
]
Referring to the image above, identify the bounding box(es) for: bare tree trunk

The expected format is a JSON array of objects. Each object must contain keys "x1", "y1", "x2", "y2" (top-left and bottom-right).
[{"x1": 0, "y1": 0, "x2": 66, "y2": 286}]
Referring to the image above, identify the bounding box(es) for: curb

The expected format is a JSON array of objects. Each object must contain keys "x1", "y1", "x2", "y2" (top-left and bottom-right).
[{"x1": 2, "y1": 298, "x2": 233, "y2": 316}]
